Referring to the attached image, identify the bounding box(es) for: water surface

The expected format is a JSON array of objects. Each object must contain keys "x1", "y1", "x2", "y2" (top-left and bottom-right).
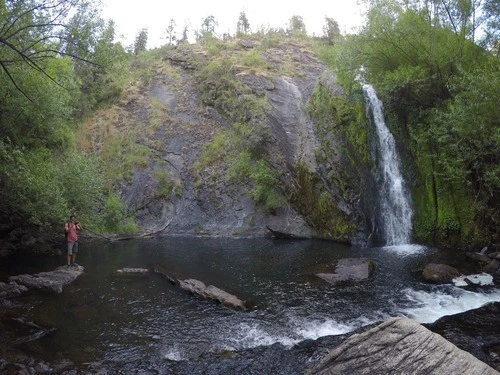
[{"x1": 2, "y1": 237, "x2": 499, "y2": 364}]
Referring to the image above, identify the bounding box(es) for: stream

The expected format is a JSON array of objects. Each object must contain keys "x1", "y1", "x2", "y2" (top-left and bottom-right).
[{"x1": 1, "y1": 236, "x2": 499, "y2": 367}]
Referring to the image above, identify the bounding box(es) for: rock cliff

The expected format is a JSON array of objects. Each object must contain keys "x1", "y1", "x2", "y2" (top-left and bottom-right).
[{"x1": 84, "y1": 38, "x2": 366, "y2": 241}]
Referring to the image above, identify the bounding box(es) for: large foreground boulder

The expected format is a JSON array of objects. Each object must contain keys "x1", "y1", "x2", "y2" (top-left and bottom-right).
[
  {"x1": 311, "y1": 317, "x2": 499, "y2": 375},
  {"x1": 425, "y1": 302, "x2": 500, "y2": 371}
]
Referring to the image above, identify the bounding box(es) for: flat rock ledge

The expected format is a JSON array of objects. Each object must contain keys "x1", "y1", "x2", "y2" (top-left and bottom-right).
[
  {"x1": 6, "y1": 265, "x2": 84, "y2": 294},
  {"x1": 311, "y1": 316, "x2": 499, "y2": 375}
]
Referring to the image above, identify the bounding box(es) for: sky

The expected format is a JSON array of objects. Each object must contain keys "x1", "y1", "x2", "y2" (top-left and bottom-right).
[{"x1": 101, "y1": 0, "x2": 366, "y2": 48}]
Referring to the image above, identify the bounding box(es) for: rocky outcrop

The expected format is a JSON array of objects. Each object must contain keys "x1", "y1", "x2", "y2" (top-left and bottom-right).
[
  {"x1": 8, "y1": 265, "x2": 84, "y2": 294},
  {"x1": 86, "y1": 39, "x2": 362, "y2": 241},
  {"x1": 316, "y1": 258, "x2": 374, "y2": 284},
  {"x1": 422, "y1": 263, "x2": 460, "y2": 283},
  {"x1": 311, "y1": 317, "x2": 499, "y2": 375}
]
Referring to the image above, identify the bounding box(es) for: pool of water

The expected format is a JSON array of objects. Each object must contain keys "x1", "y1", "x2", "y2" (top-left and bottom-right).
[{"x1": 2, "y1": 237, "x2": 499, "y2": 364}]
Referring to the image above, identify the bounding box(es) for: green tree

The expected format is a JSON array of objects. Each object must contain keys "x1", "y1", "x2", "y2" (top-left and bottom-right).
[
  {"x1": 481, "y1": 0, "x2": 500, "y2": 50},
  {"x1": 179, "y1": 24, "x2": 189, "y2": 44},
  {"x1": 164, "y1": 19, "x2": 177, "y2": 45},
  {"x1": 134, "y1": 28, "x2": 148, "y2": 54},
  {"x1": 428, "y1": 63, "x2": 500, "y2": 236},
  {"x1": 196, "y1": 15, "x2": 219, "y2": 42},
  {"x1": 0, "y1": 0, "x2": 95, "y2": 101},
  {"x1": 197, "y1": 15, "x2": 218, "y2": 41},
  {"x1": 322, "y1": 16, "x2": 340, "y2": 44},
  {"x1": 0, "y1": 0, "x2": 128, "y2": 234},
  {"x1": 236, "y1": 10, "x2": 250, "y2": 36},
  {"x1": 288, "y1": 15, "x2": 307, "y2": 35},
  {"x1": 63, "y1": 5, "x2": 128, "y2": 115}
]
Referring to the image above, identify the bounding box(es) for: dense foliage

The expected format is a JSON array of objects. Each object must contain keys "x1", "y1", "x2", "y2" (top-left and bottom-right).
[
  {"x1": 0, "y1": 0, "x2": 130, "y2": 233},
  {"x1": 327, "y1": 0, "x2": 500, "y2": 246}
]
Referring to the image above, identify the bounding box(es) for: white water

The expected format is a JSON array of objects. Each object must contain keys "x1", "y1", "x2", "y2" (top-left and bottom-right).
[
  {"x1": 401, "y1": 286, "x2": 500, "y2": 324},
  {"x1": 363, "y1": 84, "x2": 413, "y2": 246}
]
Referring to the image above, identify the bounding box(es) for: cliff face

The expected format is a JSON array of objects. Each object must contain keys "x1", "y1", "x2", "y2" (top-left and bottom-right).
[{"x1": 83, "y1": 39, "x2": 367, "y2": 241}]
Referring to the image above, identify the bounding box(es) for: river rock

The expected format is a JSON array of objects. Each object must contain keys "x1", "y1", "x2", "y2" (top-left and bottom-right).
[
  {"x1": 8, "y1": 265, "x2": 84, "y2": 294},
  {"x1": 466, "y1": 252, "x2": 492, "y2": 264},
  {"x1": 0, "y1": 281, "x2": 28, "y2": 299},
  {"x1": 482, "y1": 259, "x2": 500, "y2": 274},
  {"x1": 178, "y1": 278, "x2": 246, "y2": 310},
  {"x1": 116, "y1": 267, "x2": 149, "y2": 274},
  {"x1": 422, "y1": 263, "x2": 459, "y2": 283},
  {"x1": 488, "y1": 252, "x2": 500, "y2": 260},
  {"x1": 311, "y1": 317, "x2": 499, "y2": 375},
  {"x1": 316, "y1": 258, "x2": 374, "y2": 284}
]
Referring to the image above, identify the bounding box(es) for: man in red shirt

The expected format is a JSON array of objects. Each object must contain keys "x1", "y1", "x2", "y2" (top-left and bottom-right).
[{"x1": 64, "y1": 215, "x2": 81, "y2": 268}]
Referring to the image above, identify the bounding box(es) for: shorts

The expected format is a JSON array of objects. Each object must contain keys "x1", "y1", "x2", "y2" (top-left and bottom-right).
[{"x1": 67, "y1": 241, "x2": 78, "y2": 255}]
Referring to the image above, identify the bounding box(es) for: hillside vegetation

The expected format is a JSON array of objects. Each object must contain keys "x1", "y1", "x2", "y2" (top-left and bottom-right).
[{"x1": 0, "y1": 0, "x2": 498, "y2": 251}]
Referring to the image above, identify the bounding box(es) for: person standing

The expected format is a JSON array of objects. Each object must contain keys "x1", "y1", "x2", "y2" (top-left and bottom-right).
[{"x1": 65, "y1": 215, "x2": 81, "y2": 268}]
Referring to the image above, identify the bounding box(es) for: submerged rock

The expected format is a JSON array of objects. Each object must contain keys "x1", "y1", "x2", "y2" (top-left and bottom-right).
[
  {"x1": 316, "y1": 258, "x2": 374, "y2": 285},
  {"x1": 311, "y1": 317, "x2": 499, "y2": 375},
  {"x1": 115, "y1": 267, "x2": 149, "y2": 274}
]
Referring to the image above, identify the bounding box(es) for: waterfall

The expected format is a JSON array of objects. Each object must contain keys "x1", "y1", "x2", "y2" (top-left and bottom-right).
[{"x1": 362, "y1": 83, "x2": 413, "y2": 246}]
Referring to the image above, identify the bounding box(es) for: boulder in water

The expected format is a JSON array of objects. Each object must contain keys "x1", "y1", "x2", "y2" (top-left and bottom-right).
[
  {"x1": 422, "y1": 263, "x2": 459, "y2": 283},
  {"x1": 311, "y1": 317, "x2": 498, "y2": 375},
  {"x1": 115, "y1": 267, "x2": 149, "y2": 274},
  {"x1": 482, "y1": 259, "x2": 500, "y2": 274},
  {"x1": 8, "y1": 265, "x2": 84, "y2": 294},
  {"x1": 178, "y1": 278, "x2": 246, "y2": 310},
  {"x1": 466, "y1": 252, "x2": 492, "y2": 264},
  {"x1": 488, "y1": 252, "x2": 500, "y2": 260}
]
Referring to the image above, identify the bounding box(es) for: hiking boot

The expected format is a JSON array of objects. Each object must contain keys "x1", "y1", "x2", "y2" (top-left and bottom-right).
[
  {"x1": 71, "y1": 262, "x2": 80, "y2": 267},
  {"x1": 66, "y1": 264, "x2": 71, "y2": 269}
]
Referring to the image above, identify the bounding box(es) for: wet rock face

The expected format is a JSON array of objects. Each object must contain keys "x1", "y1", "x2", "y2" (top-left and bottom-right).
[
  {"x1": 311, "y1": 317, "x2": 499, "y2": 375},
  {"x1": 110, "y1": 41, "x2": 364, "y2": 241}
]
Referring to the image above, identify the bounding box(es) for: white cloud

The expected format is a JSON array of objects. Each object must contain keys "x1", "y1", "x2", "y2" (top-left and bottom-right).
[{"x1": 101, "y1": 0, "x2": 364, "y2": 48}]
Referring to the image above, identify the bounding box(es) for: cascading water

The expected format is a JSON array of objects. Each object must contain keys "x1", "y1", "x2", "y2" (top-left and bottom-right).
[{"x1": 362, "y1": 83, "x2": 413, "y2": 246}]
